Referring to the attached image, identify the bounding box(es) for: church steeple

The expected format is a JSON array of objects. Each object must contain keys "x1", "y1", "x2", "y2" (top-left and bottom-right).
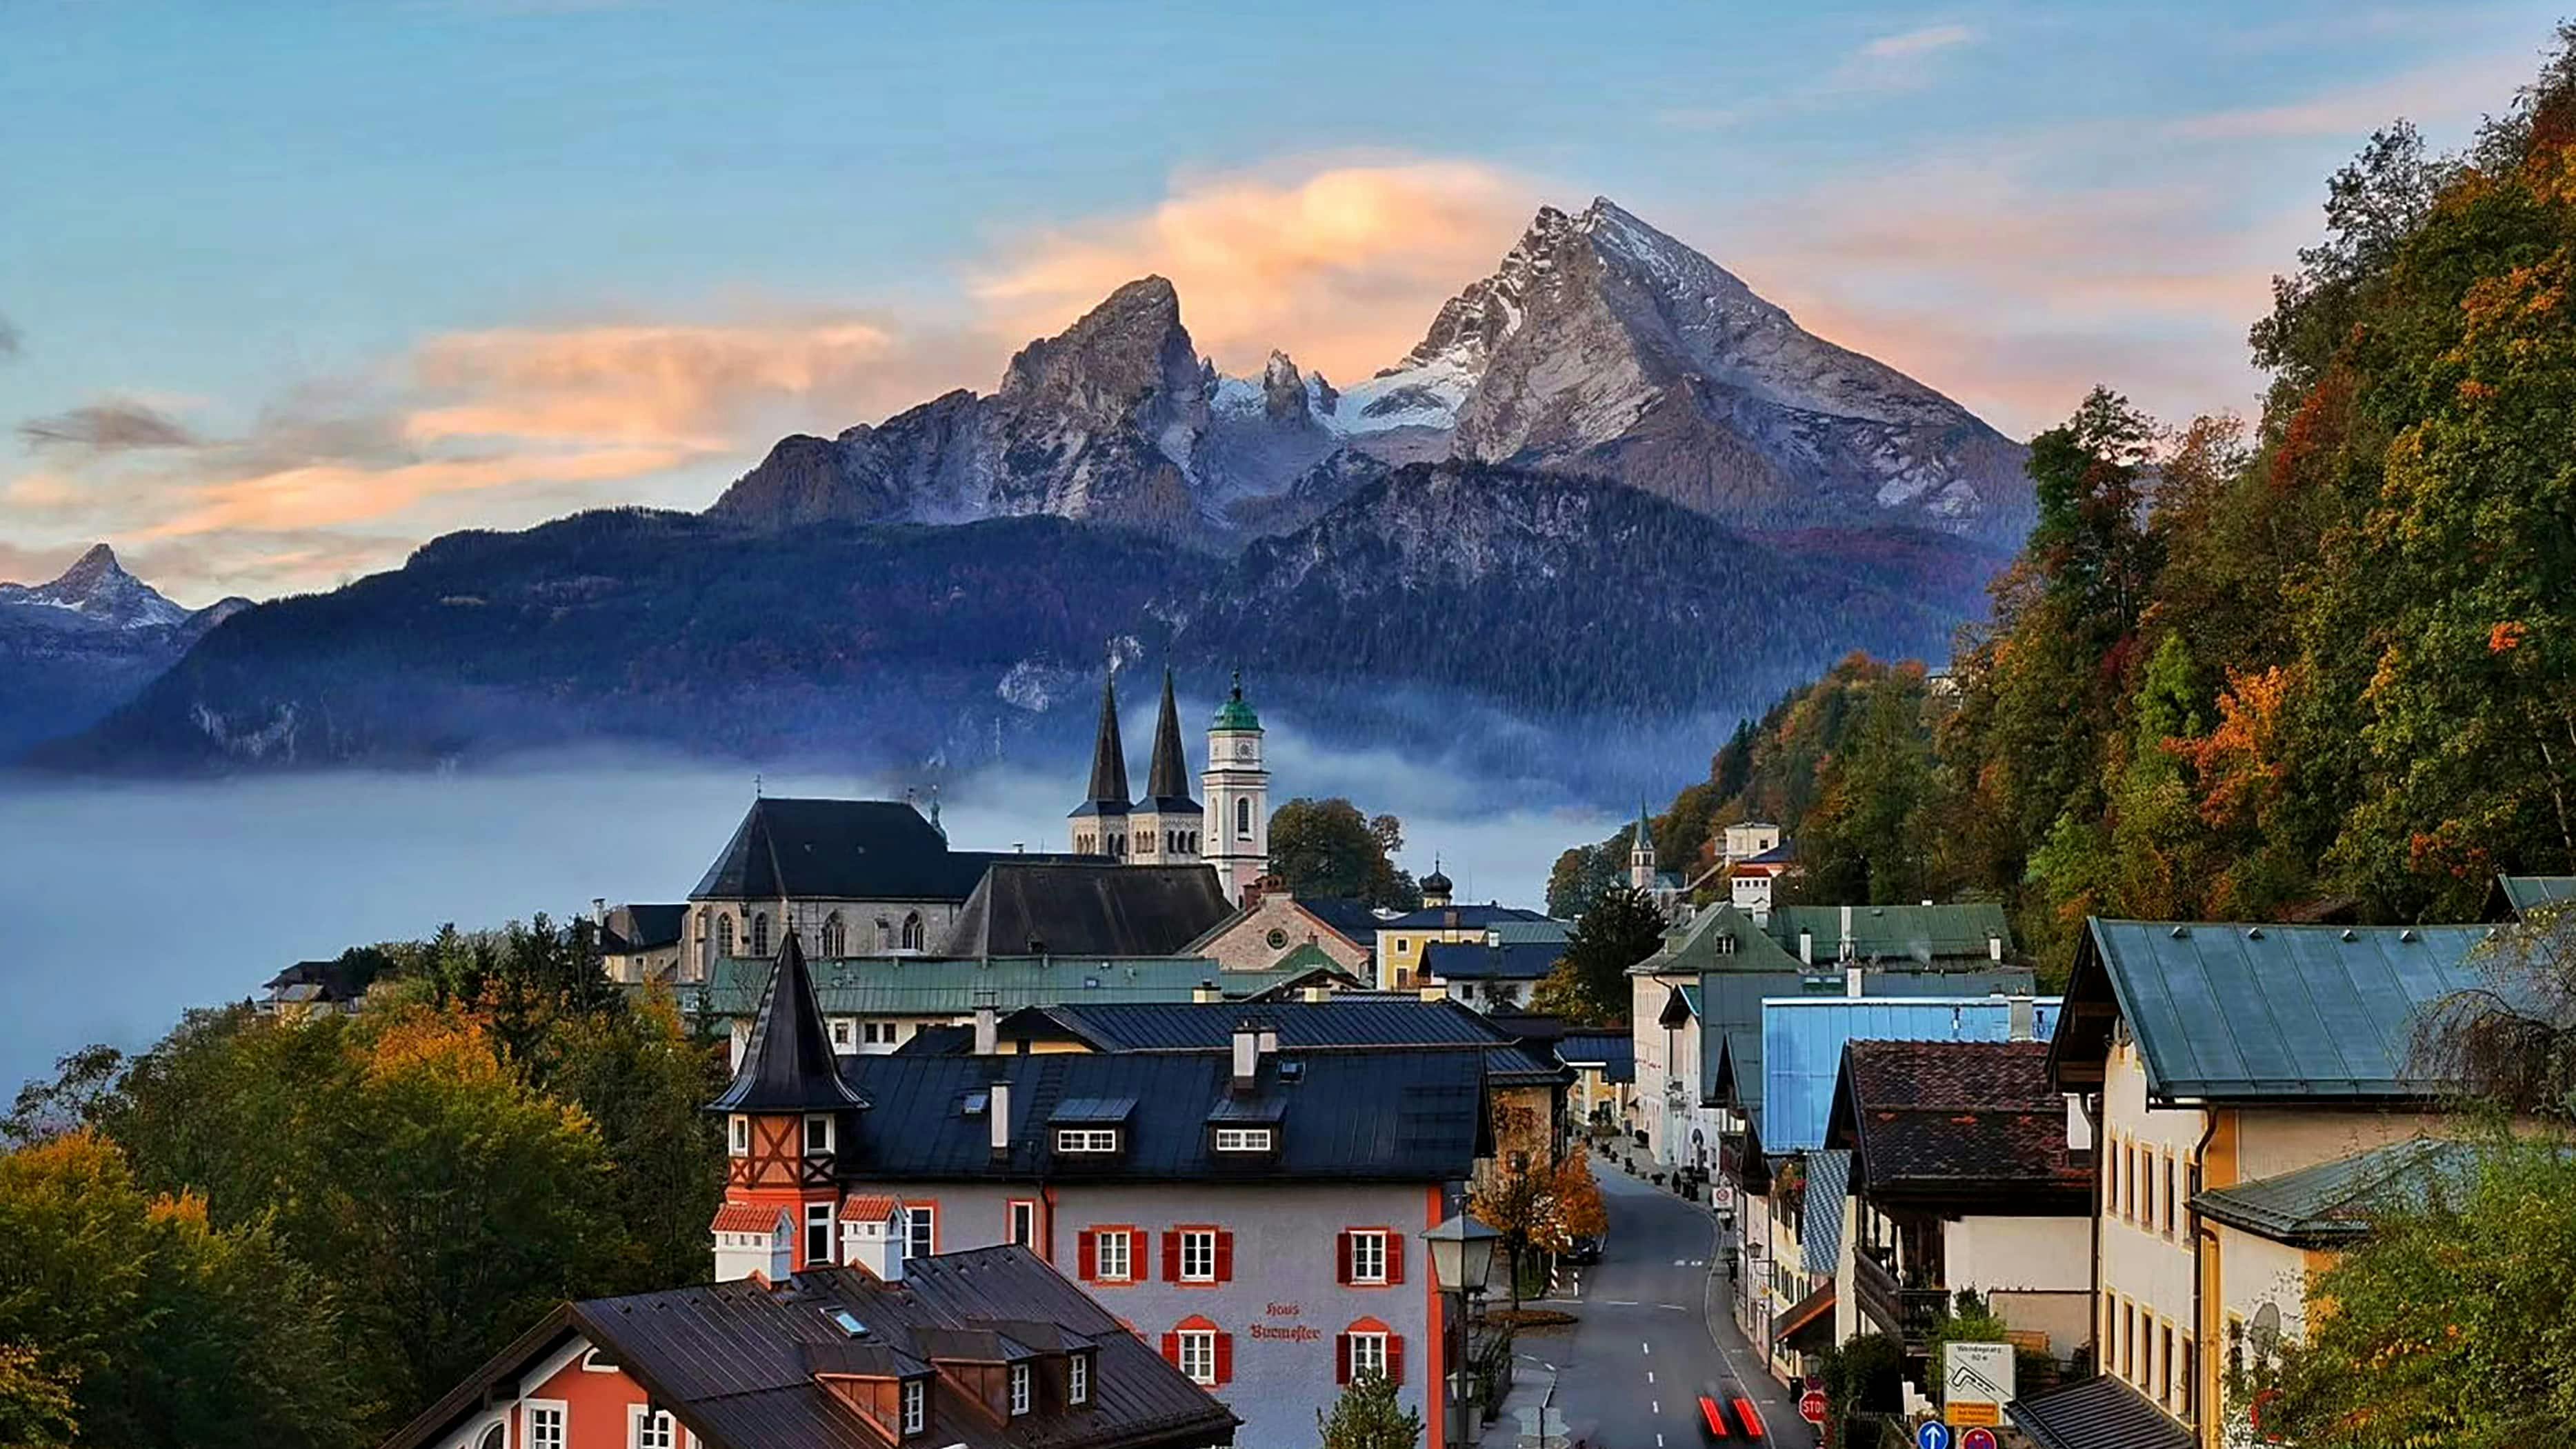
[
  {"x1": 1144, "y1": 669, "x2": 1194, "y2": 804},
  {"x1": 1069, "y1": 660, "x2": 1132, "y2": 856},
  {"x1": 709, "y1": 931, "x2": 868, "y2": 1115},
  {"x1": 1628, "y1": 802, "x2": 1658, "y2": 892}
]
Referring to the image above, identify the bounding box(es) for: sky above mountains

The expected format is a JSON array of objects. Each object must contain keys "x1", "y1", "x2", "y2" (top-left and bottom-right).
[{"x1": 1, "y1": 1, "x2": 2559, "y2": 602}]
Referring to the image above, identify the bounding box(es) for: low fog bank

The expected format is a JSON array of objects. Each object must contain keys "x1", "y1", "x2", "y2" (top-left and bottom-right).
[{"x1": 0, "y1": 738, "x2": 1622, "y2": 1093}]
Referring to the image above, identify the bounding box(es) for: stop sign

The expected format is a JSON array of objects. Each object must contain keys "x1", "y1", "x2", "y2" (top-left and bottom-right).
[{"x1": 1799, "y1": 1388, "x2": 1828, "y2": 1424}]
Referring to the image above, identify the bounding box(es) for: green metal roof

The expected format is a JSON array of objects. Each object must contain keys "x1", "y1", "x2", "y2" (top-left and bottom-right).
[
  {"x1": 1208, "y1": 672, "x2": 1261, "y2": 732},
  {"x1": 2193, "y1": 1137, "x2": 2483, "y2": 1246},
  {"x1": 1766, "y1": 902, "x2": 2015, "y2": 965},
  {"x1": 1485, "y1": 917, "x2": 1575, "y2": 946},
  {"x1": 1628, "y1": 903, "x2": 1802, "y2": 975},
  {"x1": 692, "y1": 954, "x2": 1284, "y2": 1018},
  {"x1": 2063, "y1": 919, "x2": 2502, "y2": 1102},
  {"x1": 2497, "y1": 875, "x2": 2576, "y2": 914}
]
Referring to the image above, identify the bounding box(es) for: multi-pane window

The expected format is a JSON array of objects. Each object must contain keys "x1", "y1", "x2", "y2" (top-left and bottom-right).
[
  {"x1": 906, "y1": 1203, "x2": 935, "y2": 1261},
  {"x1": 1069, "y1": 1352, "x2": 1090, "y2": 1406},
  {"x1": 632, "y1": 1408, "x2": 677, "y2": 1449},
  {"x1": 901, "y1": 1378, "x2": 926, "y2": 1436},
  {"x1": 806, "y1": 1202, "x2": 835, "y2": 1266},
  {"x1": 1180, "y1": 1229, "x2": 1217, "y2": 1282},
  {"x1": 863, "y1": 1021, "x2": 897, "y2": 1045},
  {"x1": 1097, "y1": 1229, "x2": 1132, "y2": 1281},
  {"x1": 830, "y1": 1018, "x2": 855, "y2": 1052},
  {"x1": 1350, "y1": 1230, "x2": 1388, "y2": 1284},
  {"x1": 728, "y1": 1116, "x2": 748, "y2": 1157},
  {"x1": 1057, "y1": 1128, "x2": 1119, "y2": 1153},
  {"x1": 1009, "y1": 1363, "x2": 1032, "y2": 1417},
  {"x1": 1008, "y1": 1201, "x2": 1037, "y2": 1248},
  {"x1": 1349, "y1": 1332, "x2": 1388, "y2": 1381},
  {"x1": 527, "y1": 1405, "x2": 566, "y2": 1449},
  {"x1": 803, "y1": 1115, "x2": 833, "y2": 1155},
  {"x1": 1214, "y1": 1127, "x2": 1272, "y2": 1152},
  {"x1": 1177, "y1": 1330, "x2": 1217, "y2": 1386}
]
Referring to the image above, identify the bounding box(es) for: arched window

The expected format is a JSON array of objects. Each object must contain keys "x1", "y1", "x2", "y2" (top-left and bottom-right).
[
  {"x1": 477, "y1": 1424, "x2": 506, "y2": 1449},
  {"x1": 752, "y1": 912, "x2": 770, "y2": 958},
  {"x1": 1236, "y1": 799, "x2": 1252, "y2": 839},
  {"x1": 697, "y1": 909, "x2": 713, "y2": 973},
  {"x1": 821, "y1": 912, "x2": 846, "y2": 957},
  {"x1": 901, "y1": 912, "x2": 924, "y2": 951},
  {"x1": 717, "y1": 914, "x2": 736, "y2": 959}
]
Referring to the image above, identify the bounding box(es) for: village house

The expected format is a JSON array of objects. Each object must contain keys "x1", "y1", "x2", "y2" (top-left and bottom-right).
[
  {"x1": 377, "y1": 1246, "x2": 1238, "y2": 1449},
  {"x1": 1375, "y1": 903, "x2": 1559, "y2": 992},
  {"x1": 707, "y1": 936, "x2": 1492, "y2": 1449},
  {"x1": 1181, "y1": 881, "x2": 1377, "y2": 978},
  {"x1": 595, "y1": 902, "x2": 687, "y2": 985},
  {"x1": 2006, "y1": 917, "x2": 2504, "y2": 1449}
]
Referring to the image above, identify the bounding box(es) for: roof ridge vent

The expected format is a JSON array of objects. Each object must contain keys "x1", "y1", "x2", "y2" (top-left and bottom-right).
[
  {"x1": 2341, "y1": 928, "x2": 2358, "y2": 942},
  {"x1": 2245, "y1": 927, "x2": 2264, "y2": 940},
  {"x1": 2400, "y1": 928, "x2": 2419, "y2": 942},
  {"x1": 2169, "y1": 926, "x2": 2188, "y2": 939}
]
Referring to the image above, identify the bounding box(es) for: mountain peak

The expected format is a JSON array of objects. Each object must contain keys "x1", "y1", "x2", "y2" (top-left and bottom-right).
[
  {"x1": 0, "y1": 540, "x2": 193, "y2": 630},
  {"x1": 57, "y1": 543, "x2": 128, "y2": 588}
]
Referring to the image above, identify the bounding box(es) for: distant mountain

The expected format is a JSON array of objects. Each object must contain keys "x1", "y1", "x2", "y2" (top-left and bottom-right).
[
  {"x1": 712, "y1": 197, "x2": 2031, "y2": 549},
  {"x1": 0, "y1": 545, "x2": 248, "y2": 757}
]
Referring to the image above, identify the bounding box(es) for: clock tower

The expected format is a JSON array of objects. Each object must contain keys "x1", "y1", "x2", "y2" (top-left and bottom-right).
[{"x1": 1201, "y1": 671, "x2": 1270, "y2": 905}]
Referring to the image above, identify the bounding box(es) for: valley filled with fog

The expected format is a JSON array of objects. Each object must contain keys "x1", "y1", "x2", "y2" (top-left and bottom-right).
[{"x1": 0, "y1": 732, "x2": 1619, "y2": 1092}]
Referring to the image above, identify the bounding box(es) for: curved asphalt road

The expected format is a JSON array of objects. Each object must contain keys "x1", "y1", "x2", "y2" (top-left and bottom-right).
[{"x1": 1513, "y1": 1159, "x2": 1814, "y2": 1449}]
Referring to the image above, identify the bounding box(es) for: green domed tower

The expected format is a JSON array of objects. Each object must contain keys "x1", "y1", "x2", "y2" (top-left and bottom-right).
[{"x1": 1201, "y1": 670, "x2": 1268, "y2": 904}]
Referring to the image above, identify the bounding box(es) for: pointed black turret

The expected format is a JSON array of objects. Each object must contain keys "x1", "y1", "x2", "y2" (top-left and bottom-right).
[
  {"x1": 708, "y1": 932, "x2": 868, "y2": 1113},
  {"x1": 1141, "y1": 668, "x2": 1198, "y2": 809},
  {"x1": 1070, "y1": 664, "x2": 1132, "y2": 822}
]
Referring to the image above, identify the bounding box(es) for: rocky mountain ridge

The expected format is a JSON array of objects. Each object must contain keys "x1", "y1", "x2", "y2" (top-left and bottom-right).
[
  {"x1": 0, "y1": 545, "x2": 250, "y2": 757},
  {"x1": 711, "y1": 197, "x2": 2033, "y2": 548}
]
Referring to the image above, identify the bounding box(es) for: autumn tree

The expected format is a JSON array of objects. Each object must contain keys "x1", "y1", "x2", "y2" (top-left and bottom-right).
[{"x1": 1269, "y1": 798, "x2": 1421, "y2": 908}]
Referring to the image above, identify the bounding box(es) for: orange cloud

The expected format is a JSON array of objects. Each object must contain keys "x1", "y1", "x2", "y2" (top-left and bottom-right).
[
  {"x1": 139, "y1": 444, "x2": 696, "y2": 539},
  {"x1": 972, "y1": 159, "x2": 1537, "y2": 381}
]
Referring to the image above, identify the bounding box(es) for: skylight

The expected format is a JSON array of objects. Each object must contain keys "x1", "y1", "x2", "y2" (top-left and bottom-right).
[{"x1": 829, "y1": 1308, "x2": 868, "y2": 1337}]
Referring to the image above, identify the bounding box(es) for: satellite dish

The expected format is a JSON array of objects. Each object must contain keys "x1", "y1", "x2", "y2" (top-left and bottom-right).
[{"x1": 2250, "y1": 1303, "x2": 2282, "y2": 1355}]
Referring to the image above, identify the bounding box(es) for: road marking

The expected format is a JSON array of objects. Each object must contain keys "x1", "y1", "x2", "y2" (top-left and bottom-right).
[
  {"x1": 1646, "y1": 1370, "x2": 1655, "y2": 1384},
  {"x1": 1603, "y1": 1299, "x2": 1640, "y2": 1306},
  {"x1": 1652, "y1": 1400, "x2": 1660, "y2": 1415},
  {"x1": 1657, "y1": 1437, "x2": 1664, "y2": 1448},
  {"x1": 1657, "y1": 1303, "x2": 1688, "y2": 1312},
  {"x1": 1641, "y1": 1341, "x2": 1650, "y2": 1355}
]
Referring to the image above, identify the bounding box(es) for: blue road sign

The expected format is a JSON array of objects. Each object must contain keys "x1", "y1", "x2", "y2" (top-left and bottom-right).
[
  {"x1": 1961, "y1": 1430, "x2": 1998, "y2": 1449},
  {"x1": 1915, "y1": 1422, "x2": 1953, "y2": 1449}
]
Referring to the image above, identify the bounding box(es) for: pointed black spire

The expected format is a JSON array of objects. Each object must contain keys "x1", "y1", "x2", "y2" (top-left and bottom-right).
[
  {"x1": 1143, "y1": 668, "x2": 1194, "y2": 803},
  {"x1": 1070, "y1": 661, "x2": 1132, "y2": 820},
  {"x1": 708, "y1": 931, "x2": 868, "y2": 1113}
]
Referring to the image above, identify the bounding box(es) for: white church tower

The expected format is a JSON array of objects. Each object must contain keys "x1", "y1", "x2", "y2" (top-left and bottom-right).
[
  {"x1": 1201, "y1": 671, "x2": 1270, "y2": 905},
  {"x1": 1628, "y1": 802, "x2": 1658, "y2": 892}
]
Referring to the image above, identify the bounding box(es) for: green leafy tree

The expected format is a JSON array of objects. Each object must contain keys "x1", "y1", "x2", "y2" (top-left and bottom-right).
[
  {"x1": 1535, "y1": 886, "x2": 1664, "y2": 1026},
  {"x1": 1545, "y1": 839, "x2": 1624, "y2": 919},
  {"x1": 1269, "y1": 799, "x2": 1422, "y2": 909},
  {"x1": 1801, "y1": 666, "x2": 1936, "y2": 905},
  {"x1": 1317, "y1": 1370, "x2": 1421, "y2": 1449}
]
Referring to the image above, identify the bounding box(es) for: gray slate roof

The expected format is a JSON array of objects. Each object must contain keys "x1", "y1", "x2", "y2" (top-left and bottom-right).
[
  {"x1": 381, "y1": 1249, "x2": 1236, "y2": 1449},
  {"x1": 1419, "y1": 939, "x2": 1565, "y2": 981},
  {"x1": 2055, "y1": 919, "x2": 2503, "y2": 1102},
  {"x1": 1004, "y1": 997, "x2": 1514, "y2": 1052},
  {"x1": 601, "y1": 903, "x2": 686, "y2": 953},
  {"x1": 937, "y1": 863, "x2": 1232, "y2": 959},
  {"x1": 696, "y1": 955, "x2": 1275, "y2": 1020},
  {"x1": 690, "y1": 797, "x2": 1088, "y2": 902},
  {"x1": 708, "y1": 935, "x2": 870, "y2": 1115},
  {"x1": 2007, "y1": 1375, "x2": 2193, "y2": 1449}
]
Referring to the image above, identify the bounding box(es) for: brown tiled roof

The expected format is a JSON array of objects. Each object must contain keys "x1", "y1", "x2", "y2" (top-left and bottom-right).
[
  {"x1": 838, "y1": 1195, "x2": 901, "y2": 1222},
  {"x1": 1829, "y1": 1039, "x2": 2089, "y2": 1205},
  {"x1": 711, "y1": 1202, "x2": 786, "y2": 1234}
]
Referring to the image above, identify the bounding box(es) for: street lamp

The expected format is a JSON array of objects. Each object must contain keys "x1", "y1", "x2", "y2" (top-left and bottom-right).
[{"x1": 1420, "y1": 1212, "x2": 1500, "y2": 1448}]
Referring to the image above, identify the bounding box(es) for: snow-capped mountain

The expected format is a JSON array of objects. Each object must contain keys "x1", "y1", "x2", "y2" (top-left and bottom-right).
[
  {"x1": 711, "y1": 197, "x2": 2032, "y2": 546},
  {"x1": 0, "y1": 545, "x2": 250, "y2": 757}
]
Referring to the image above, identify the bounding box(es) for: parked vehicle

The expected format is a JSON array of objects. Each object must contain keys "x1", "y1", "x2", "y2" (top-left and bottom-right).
[{"x1": 1564, "y1": 1235, "x2": 1604, "y2": 1266}]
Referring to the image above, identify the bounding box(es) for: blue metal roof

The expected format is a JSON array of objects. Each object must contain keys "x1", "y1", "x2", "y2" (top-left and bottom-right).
[
  {"x1": 1762, "y1": 996, "x2": 2061, "y2": 1156},
  {"x1": 1800, "y1": 1148, "x2": 1853, "y2": 1275}
]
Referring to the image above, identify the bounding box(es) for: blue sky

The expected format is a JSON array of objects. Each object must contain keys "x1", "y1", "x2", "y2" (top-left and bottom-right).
[{"x1": 1, "y1": 1, "x2": 2561, "y2": 601}]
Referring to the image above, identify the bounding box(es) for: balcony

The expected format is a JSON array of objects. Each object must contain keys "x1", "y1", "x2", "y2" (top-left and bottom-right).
[{"x1": 1851, "y1": 1250, "x2": 1950, "y2": 1348}]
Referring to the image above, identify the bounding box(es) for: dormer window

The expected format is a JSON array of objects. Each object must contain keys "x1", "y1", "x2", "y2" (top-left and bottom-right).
[
  {"x1": 728, "y1": 1115, "x2": 750, "y2": 1157},
  {"x1": 1069, "y1": 1351, "x2": 1090, "y2": 1406},
  {"x1": 804, "y1": 1115, "x2": 835, "y2": 1155},
  {"x1": 1214, "y1": 1127, "x2": 1272, "y2": 1152},
  {"x1": 901, "y1": 1377, "x2": 926, "y2": 1436},
  {"x1": 1009, "y1": 1361, "x2": 1032, "y2": 1417},
  {"x1": 1057, "y1": 1128, "x2": 1119, "y2": 1154}
]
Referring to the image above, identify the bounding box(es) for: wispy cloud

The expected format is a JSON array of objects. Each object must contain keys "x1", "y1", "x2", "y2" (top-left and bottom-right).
[
  {"x1": 972, "y1": 159, "x2": 1536, "y2": 381},
  {"x1": 1861, "y1": 23, "x2": 1976, "y2": 60},
  {"x1": 2168, "y1": 50, "x2": 2525, "y2": 139},
  {"x1": 1662, "y1": 21, "x2": 1978, "y2": 132},
  {"x1": 19, "y1": 399, "x2": 199, "y2": 453}
]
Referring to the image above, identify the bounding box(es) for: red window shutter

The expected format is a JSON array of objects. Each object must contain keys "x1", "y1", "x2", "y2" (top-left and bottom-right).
[
  {"x1": 1384, "y1": 1232, "x2": 1404, "y2": 1285},
  {"x1": 1335, "y1": 1230, "x2": 1353, "y2": 1286},
  {"x1": 1215, "y1": 1230, "x2": 1235, "y2": 1283},
  {"x1": 1161, "y1": 1331, "x2": 1180, "y2": 1366},
  {"x1": 1214, "y1": 1331, "x2": 1234, "y2": 1386},
  {"x1": 1335, "y1": 1332, "x2": 1352, "y2": 1386},
  {"x1": 1161, "y1": 1229, "x2": 1181, "y2": 1282},
  {"x1": 1386, "y1": 1334, "x2": 1405, "y2": 1387},
  {"x1": 1077, "y1": 1230, "x2": 1097, "y2": 1282}
]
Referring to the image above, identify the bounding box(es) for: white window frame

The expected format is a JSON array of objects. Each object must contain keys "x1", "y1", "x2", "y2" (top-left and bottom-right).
[
  {"x1": 805, "y1": 1201, "x2": 836, "y2": 1265},
  {"x1": 1069, "y1": 1352, "x2": 1090, "y2": 1406},
  {"x1": 525, "y1": 1401, "x2": 567, "y2": 1449},
  {"x1": 1179, "y1": 1228, "x2": 1218, "y2": 1283},
  {"x1": 1349, "y1": 1330, "x2": 1388, "y2": 1381},
  {"x1": 901, "y1": 1377, "x2": 926, "y2": 1435},
  {"x1": 1350, "y1": 1230, "x2": 1389, "y2": 1285},
  {"x1": 906, "y1": 1203, "x2": 935, "y2": 1261},
  {"x1": 1097, "y1": 1228, "x2": 1133, "y2": 1282},
  {"x1": 727, "y1": 1115, "x2": 749, "y2": 1157},
  {"x1": 1008, "y1": 1200, "x2": 1037, "y2": 1247},
  {"x1": 1055, "y1": 1128, "x2": 1119, "y2": 1154},
  {"x1": 830, "y1": 1018, "x2": 855, "y2": 1052},
  {"x1": 1008, "y1": 1361, "x2": 1032, "y2": 1417},
  {"x1": 1178, "y1": 1328, "x2": 1217, "y2": 1386},
  {"x1": 1213, "y1": 1127, "x2": 1272, "y2": 1152},
  {"x1": 803, "y1": 1114, "x2": 834, "y2": 1155},
  {"x1": 628, "y1": 1406, "x2": 677, "y2": 1449}
]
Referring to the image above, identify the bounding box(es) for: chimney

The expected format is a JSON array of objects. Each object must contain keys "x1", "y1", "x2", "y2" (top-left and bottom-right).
[
  {"x1": 1988, "y1": 933, "x2": 2004, "y2": 963},
  {"x1": 989, "y1": 1079, "x2": 1012, "y2": 1157},
  {"x1": 2008, "y1": 995, "x2": 2037, "y2": 1043},
  {"x1": 1798, "y1": 930, "x2": 1814, "y2": 966},
  {"x1": 591, "y1": 897, "x2": 608, "y2": 926},
  {"x1": 1257, "y1": 1026, "x2": 1280, "y2": 1057},
  {"x1": 1232, "y1": 1020, "x2": 1261, "y2": 1088},
  {"x1": 1301, "y1": 984, "x2": 1331, "y2": 1003},
  {"x1": 973, "y1": 1004, "x2": 998, "y2": 1056},
  {"x1": 1419, "y1": 983, "x2": 1446, "y2": 1003},
  {"x1": 1241, "y1": 877, "x2": 1268, "y2": 911},
  {"x1": 1840, "y1": 904, "x2": 1853, "y2": 952},
  {"x1": 1844, "y1": 964, "x2": 1864, "y2": 999},
  {"x1": 1195, "y1": 981, "x2": 1222, "y2": 1004},
  {"x1": 845, "y1": 1203, "x2": 906, "y2": 1282}
]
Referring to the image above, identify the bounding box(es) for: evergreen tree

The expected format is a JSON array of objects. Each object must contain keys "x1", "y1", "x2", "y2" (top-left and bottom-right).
[{"x1": 1317, "y1": 1370, "x2": 1421, "y2": 1449}]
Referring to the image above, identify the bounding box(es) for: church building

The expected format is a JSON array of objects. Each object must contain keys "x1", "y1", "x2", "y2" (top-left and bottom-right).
[{"x1": 1068, "y1": 666, "x2": 1270, "y2": 906}]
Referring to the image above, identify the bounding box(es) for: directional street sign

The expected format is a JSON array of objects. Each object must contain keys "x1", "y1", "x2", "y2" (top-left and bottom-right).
[
  {"x1": 1943, "y1": 1341, "x2": 2015, "y2": 1428},
  {"x1": 1915, "y1": 1421, "x2": 1953, "y2": 1449}
]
